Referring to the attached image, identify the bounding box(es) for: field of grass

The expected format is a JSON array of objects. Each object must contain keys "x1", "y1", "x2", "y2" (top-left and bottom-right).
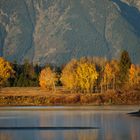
[{"x1": 0, "y1": 87, "x2": 140, "y2": 106}]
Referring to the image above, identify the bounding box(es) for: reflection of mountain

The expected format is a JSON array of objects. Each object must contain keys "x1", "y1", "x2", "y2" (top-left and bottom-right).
[{"x1": 0, "y1": 0, "x2": 140, "y2": 66}]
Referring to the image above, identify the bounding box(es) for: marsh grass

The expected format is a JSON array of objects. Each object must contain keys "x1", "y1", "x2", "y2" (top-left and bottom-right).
[{"x1": 0, "y1": 87, "x2": 140, "y2": 106}]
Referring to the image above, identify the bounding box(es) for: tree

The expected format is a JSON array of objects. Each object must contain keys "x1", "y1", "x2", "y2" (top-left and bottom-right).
[
  {"x1": 102, "y1": 62, "x2": 113, "y2": 91},
  {"x1": 119, "y1": 50, "x2": 131, "y2": 87},
  {"x1": 10, "y1": 60, "x2": 39, "y2": 87},
  {"x1": 110, "y1": 60, "x2": 120, "y2": 90},
  {"x1": 22, "y1": 61, "x2": 39, "y2": 86},
  {"x1": 100, "y1": 60, "x2": 120, "y2": 92},
  {"x1": 61, "y1": 58, "x2": 98, "y2": 93},
  {"x1": 76, "y1": 61, "x2": 98, "y2": 93},
  {"x1": 129, "y1": 64, "x2": 139, "y2": 87},
  {"x1": 60, "y1": 59, "x2": 78, "y2": 91},
  {"x1": 39, "y1": 67, "x2": 57, "y2": 90},
  {"x1": 0, "y1": 57, "x2": 14, "y2": 87}
]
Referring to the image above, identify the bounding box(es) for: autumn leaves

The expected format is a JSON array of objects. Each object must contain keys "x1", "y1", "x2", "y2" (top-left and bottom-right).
[
  {"x1": 0, "y1": 57, "x2": 14, "y2": 87},
  {"x1": 61, "y1": 59, "x2": 98, "y2": 93},
  {"x1": 39, "y1": 67, "x2": 57, "y2": 90},
  {"x1": 129, "y1": 64, "x2": 139, "y2": 87},
  {"x1": 0, "y1": 50, "x2": 140, "y2": 93},
  {"x1": 39, "y1": 58, "x2": 99, "y2": 93},
  {"x1": 39, "y1": 51, "x2": 140, "y2": 93}
]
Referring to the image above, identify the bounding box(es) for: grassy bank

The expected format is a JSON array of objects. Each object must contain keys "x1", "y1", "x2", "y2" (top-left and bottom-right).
[{"x1": 0, "y1": 87, "x2": 140, "y2": 106}]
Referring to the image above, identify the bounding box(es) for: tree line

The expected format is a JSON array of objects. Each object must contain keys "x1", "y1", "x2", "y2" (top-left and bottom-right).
[
  {"x1": 0, "y1": 59, "x2": 41, "y2": 87},
  {"x1": 0, "y1": 50, "x2": 140, "y2": 93},
  {"x1": 39, "y1": 50, "x2": 140, "y2": 93}
]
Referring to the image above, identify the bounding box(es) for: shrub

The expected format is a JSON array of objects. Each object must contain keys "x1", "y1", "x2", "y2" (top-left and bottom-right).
[{"x1": 39, "y1": 67, "x2": 57, "y2": 90}]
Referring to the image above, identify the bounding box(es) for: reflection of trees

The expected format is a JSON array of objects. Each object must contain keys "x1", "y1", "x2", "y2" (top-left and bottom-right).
[
  {"x1": 0, "y1": 133, "x2": 12, "y2": 140},
  {"x1": 77, "y1": 130, "x2": 99, "y2": 140},
  {"x1": 35, "y1": 110, "x2": 140, "y2": 140},
  {"x1": 98, "y1": 112, "x2": 140, "y2": 140},
  {"x1": 38, "y1": 110, "x2": 100, "y2": 140},
  {"x1": 130, "y1": 121, "x2": 139, "y2": 140}
]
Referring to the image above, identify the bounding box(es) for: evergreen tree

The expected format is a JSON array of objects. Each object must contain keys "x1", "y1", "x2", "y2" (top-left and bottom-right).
[
  {"x1": 119, "y1": 50, "x2": 131, "y2": 87},
  {"x1": 9, "y1": 60, "x2": 40, "y2": 87}
]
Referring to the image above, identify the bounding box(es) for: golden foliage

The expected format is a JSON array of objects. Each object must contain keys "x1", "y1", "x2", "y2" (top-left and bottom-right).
[
  {"x1": 102, "y1": 63, "x2": 113, "y2": 85},
  {"x1": 60, "y1": 59, "x2": 78, "y2": 90},
  {"x1": 61, "y1": 58, "x2": 98, "y2": 93},
  {"x1": 110, "y1": 60, "x2": 119, "y2": 76},
  {"x1": 129, "y1": 64, "x2": 139, "y2": 86},
  {"x1": 76, "y1": 61, "x2": 98, "y2": 93},
  {"x1": 39, "y1": 67, "x2": 57, "y2": 90},
  {"x1": 101, "y1": 60, "x2": 120, "y2": 91},
  {"x1": 0, "y1": 57, "x2": 14, "y2": 86}
]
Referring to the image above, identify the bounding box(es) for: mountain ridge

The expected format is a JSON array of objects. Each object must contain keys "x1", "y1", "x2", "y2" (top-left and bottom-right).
[{"x1": 0, "y1": 0, "x2": 140, "y2": 66}]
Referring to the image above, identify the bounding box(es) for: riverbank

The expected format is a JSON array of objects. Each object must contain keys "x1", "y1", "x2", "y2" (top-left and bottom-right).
[{"x1": 0, "y1": 87, "x2": 140, "y2": 106}]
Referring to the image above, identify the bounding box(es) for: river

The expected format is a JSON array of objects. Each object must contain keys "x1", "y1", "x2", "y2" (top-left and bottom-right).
[{"x1": 0, "y1": 106, "x2": 140, "y2": 140}]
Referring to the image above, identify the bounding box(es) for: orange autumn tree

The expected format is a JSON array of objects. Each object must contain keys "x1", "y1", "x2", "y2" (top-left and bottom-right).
[
  {"x1": 138, "y1": 66, "x2": 140, "y2": 85},
  {"x1": 129, "y1": 64, "x2": 139, "y2": 87},
  {"x1": 39, "y1": 67, "x2": 57, "y2": 90},
  {"x1": 0, "y1": 57, "x2": 14, "y2": 87}
]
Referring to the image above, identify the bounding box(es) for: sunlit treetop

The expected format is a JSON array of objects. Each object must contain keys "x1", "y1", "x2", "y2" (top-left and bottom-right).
[{"x1": 0, "y1": 57, "x2": 14, "y2": 86}]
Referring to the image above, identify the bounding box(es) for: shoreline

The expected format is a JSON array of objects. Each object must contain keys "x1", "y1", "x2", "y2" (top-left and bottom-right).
[
  {"x1": 0, "y1": 105, "x2": 140, "y2": 118},
  {"x1": 0, "y1": 87, "x2": 140, "y2": 106},
  {"x1": 0, "y1": 103, "x2": 140, "y2": 108},
  {"x1": 0, "y1": 104, "x2": 139, "y2": 110}
]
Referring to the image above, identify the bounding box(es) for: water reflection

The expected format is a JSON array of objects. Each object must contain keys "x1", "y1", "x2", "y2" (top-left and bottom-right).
[
  {"x1": 0, "y1": 133, "x2": 12, "y2": 140},
  {"x1": 0, "y1": 107, "x2": 140, "y2": 140}
]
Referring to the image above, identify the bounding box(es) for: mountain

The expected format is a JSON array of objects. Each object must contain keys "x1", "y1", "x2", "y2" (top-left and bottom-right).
[
  {"x1": 121, "y1": 0, "x2": 140, "y2": 9},
  {"x1": 0, "y1": 0, "x2": 140, "y2": 66}
]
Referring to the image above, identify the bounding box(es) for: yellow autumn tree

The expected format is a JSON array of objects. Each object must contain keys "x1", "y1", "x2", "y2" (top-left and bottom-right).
[
  {"x1": 61, "y1": 58, "x2": 98, "y2": 93},
  {"x1": 0, "y1": 57, "x2": 14, "y2": 87},
  {"x1": 129, "y1": 64, "x2": 139, "y2": 87},
  {"x1": 39, "y1": 67, "x2": 57, "y2": 90},
  {"x1": 60, "y1": 59, "x2": 78, "y2": 90},
  {"x1": 101, "y1": 60, "x2": 120, "y2": 92},
  {"x1": 102, "y1": 62, "x2": 114, "y2": 91},
  {"x1": 76, "y1": 61, "x2": 98, "y2": 93},
  {"x1": 110, "y1": 60, "x2": 120, "y2": 90}
]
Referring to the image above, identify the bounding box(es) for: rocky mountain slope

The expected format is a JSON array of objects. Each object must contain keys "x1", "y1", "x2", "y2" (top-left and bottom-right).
[
  {"x1": 0, "y1": 0, "x2": 140, "y2": 66},
  {"x1": 121, "y1": 0, "x2": 140, "y2": 9}
]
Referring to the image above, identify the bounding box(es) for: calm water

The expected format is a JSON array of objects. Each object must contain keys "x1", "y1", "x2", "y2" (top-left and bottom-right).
[{"x1": 0, "y1": 106, "x2": 140, "y2": 140}]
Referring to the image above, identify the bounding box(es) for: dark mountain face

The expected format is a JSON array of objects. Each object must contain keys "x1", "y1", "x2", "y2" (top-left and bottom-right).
[{"x1": 0, "y1": 0, "x2": 140, "y2": 66}]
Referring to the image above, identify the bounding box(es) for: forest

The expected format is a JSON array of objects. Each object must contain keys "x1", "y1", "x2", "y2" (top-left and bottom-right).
[
  {"x1": 1, "y1": 50, "x2": 140, "y2": 91},
  {"x1": 0, "y1": 50, "x2": 140, "y2": 105}
]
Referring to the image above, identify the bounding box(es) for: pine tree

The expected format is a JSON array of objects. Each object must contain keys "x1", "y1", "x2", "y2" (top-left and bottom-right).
[{"x1": 119, "y1": 50, "x2": 131, "y2": 87}]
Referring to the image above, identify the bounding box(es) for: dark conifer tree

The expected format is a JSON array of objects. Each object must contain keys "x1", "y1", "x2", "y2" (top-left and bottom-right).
[{"x1": 119, "y1": 50, "x2": 131, "y2": 86}]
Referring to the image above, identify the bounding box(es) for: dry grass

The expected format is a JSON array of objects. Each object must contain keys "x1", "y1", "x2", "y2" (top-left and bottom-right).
[{"x1": 0, "y1": 87, "x2": 140, "y2": 106}]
